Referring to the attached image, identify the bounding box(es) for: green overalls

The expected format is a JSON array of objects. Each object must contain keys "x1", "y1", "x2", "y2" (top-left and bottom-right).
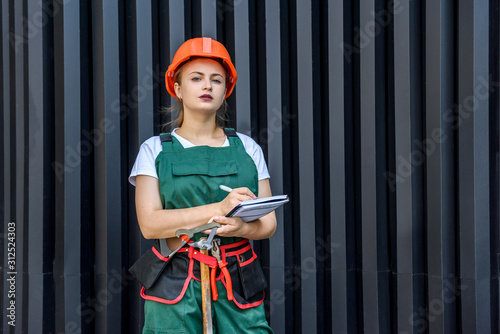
[{"x1": 133, "y1": 128, "x2": 273, "y2": 333}]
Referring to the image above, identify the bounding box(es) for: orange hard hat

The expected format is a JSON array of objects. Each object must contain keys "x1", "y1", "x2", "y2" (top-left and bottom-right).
[{"x1": 165, "y1": 37, "x2": 238, "y2": 99}]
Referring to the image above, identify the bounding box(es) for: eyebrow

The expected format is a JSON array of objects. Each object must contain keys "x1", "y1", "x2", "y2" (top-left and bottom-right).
[{"x1": 188, "y1": 71, "x2": 224, "y2": 77}]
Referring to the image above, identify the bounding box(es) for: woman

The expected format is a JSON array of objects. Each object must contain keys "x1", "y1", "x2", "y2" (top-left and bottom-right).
[{"x1": 129, "y1": 37, "x2": 276, "y2": 333}]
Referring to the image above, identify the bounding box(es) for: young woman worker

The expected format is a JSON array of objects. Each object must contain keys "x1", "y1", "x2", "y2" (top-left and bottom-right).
[{"x1": 129, "y1": 37, "x2": 276, "y2": 333}]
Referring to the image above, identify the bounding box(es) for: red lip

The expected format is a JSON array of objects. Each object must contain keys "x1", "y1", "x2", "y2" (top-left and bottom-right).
[{"x1": 200, "y1": 94, "x2": 213, "y2": 101}]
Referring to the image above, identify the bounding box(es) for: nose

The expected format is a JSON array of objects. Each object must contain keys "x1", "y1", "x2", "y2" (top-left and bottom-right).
[{"x1": 202, "y1": 78, "x2": 212, "y2": 91}]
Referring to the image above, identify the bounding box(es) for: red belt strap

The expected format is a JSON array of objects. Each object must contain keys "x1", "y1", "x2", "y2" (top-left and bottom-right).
[
  {"x1": 188, "y1": 247, "x2": 218, "y2": 268},
  {"x1": 186, "y1": 243, "x2": 246, "y2": 301}
]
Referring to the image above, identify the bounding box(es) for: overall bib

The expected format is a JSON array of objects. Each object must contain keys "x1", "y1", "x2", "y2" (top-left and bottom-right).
[{"x1": 133, "y1": 129, "x2": 273, "y2": 334}]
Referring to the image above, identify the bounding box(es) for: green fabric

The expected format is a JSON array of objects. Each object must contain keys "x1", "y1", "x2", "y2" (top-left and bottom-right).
[
  {"x1": 147, "y1": 129, "x2": 271, "y2": 333},
  {"x1": 143, "y1": 281, "x2": 273, "y2": 334},
  {"x1": 155, "y1": 131, "x2": 259, "y2": 244}
]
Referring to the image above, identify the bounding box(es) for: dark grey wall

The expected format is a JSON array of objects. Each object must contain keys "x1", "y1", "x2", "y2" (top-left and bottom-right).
[{"x1": 1, "y1": 0, "x2": 499, "y2": 333}]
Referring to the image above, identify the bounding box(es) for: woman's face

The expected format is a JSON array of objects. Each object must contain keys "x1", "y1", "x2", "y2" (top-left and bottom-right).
[{"x1": 174, "y1": 58, "x2": 227, "y2": 114}]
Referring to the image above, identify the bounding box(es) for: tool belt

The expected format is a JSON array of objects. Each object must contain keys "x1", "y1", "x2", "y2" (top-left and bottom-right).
[{"x1": 129, "y1": 239, "x2": 267, "y2": 309}]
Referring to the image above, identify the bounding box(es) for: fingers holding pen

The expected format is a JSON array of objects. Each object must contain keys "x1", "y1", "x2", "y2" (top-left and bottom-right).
[
  {"x1": 238, "y1": 187, "x2": 257, "y2": 200},
  {"x1": 220, "y1": 185, "x2": 256, "y2": 200},
  {"x1": 218, "y1": 185, "x2": 256, "y2": 215},
  {"x1": 233, "y1": 191, "x2": 255, "y2": 202}
]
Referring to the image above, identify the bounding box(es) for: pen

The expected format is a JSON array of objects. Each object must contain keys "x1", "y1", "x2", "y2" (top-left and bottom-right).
[
  {"x1": 220, "y1": 185, "x2": 258, "y2": 199},
  {"x1": 219, "y1": 185, "x2": 233, "y2": 193}
]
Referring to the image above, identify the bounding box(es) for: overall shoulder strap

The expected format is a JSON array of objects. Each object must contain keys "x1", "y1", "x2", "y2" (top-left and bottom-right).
[
  {"x1": 223, "y1": 128, "x2": 237, "y2": 137},
  {"x1": 159, "y1": 133, "x2": 174, "y2": 152},
  {"x1": 224, "y1": 128, "x2": 243, "y2": 147},
  {"x1": 159, "y1": 133, "x2": 172, "y2": 142}
]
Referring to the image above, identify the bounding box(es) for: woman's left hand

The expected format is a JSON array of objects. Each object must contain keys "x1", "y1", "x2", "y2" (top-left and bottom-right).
[{"x1": 203, "y1": 215, "x2": 248, "y2": 238}]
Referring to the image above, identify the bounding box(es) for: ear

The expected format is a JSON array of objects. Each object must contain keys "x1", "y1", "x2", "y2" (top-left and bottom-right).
[{"x1": 174, "y1": 82, "x2": 182, "y2": 100}]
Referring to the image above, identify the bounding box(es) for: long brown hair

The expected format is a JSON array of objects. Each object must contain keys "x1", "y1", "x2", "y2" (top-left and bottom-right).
[{"x1": 161, "y1": 57, "x2": 230, "y2": 131}]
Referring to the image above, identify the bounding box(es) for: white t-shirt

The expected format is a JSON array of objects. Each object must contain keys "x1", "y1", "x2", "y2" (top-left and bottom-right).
[{"x1": 128, "y1": 129, "x2": 270, "y2": 186}]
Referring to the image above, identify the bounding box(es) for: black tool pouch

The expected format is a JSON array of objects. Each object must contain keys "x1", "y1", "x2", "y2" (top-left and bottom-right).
[
  {"x1": 223, "y1": 242, "x2": 267, "y2": 302},
  {"x1": 235, "y1": 246, "x2": 267, "y2": 300},
  {"x1": 129, "y1": 245, "x2": 169, "y2": 289}
]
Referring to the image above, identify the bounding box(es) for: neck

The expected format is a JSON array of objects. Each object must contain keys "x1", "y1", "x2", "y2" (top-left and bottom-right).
[{"x1": 177, "y1": 112, "x2": 224, "y2": 145}]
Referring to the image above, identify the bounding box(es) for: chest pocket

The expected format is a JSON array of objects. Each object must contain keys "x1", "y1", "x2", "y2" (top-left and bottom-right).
[{"x1": 171, "y1": 160, "x2": 239, "y2": 207}]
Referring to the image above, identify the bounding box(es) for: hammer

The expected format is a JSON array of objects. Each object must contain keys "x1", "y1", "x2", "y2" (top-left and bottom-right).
[{"x1": 197, "y1": 237, "x2": 213, "y2": 334}]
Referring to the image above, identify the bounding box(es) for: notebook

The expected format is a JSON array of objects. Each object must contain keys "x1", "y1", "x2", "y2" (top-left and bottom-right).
[{"x1": 225, "y1": 195, "x2": 289, "y2": 222}]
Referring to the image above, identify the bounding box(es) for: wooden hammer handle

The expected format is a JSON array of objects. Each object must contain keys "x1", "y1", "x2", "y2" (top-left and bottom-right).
[{"x1": 200, "y1": 247, "x2": 213, "y2": 334}]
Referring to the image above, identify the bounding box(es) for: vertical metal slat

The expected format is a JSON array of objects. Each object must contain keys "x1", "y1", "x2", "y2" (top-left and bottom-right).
[
  {"x1": 265, "y1": 0, "x2": 285, "y2": 331},
  {"x1": 458, "y1": 0, "x2": 491, "y2": 332},
  {"x1": 328, "y1": 0, "x2": 348, "y2": 332},
  {"x1": 234, "y1": 0, "x2": 251, "y2": 134},
  {"x1": 359, "y1": 0, "x2": 380, "y2": 331},
  {"x1": 393, "y1": 1, "x2": 415, "y2": 333},
  {"x1": 92, "y1": 0, "x2": 123, "y2": 332},
  {"x1": 168, "y1": 1, "x2": 185, "y2": 108},
  {"x1": 296, "y1": 0, "x2": 317, "y2": 332},
  {"x1": 425, "y1": 0, "x2": 456, "y2": 332},
  {"x1": 201, "y1": 0, "x2": 217, "y2": 38}
]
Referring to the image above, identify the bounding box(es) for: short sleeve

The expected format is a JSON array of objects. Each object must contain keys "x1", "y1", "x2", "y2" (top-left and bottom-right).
[
  {"x1": 236, "y1": 133, "x2": 270, "y2": 180},
  {"x1": 128, "y1": 136, "x2": 162, "y2": 186}
]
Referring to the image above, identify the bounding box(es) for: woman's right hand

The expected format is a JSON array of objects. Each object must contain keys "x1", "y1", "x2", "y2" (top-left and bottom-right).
[{"x1": 218, "y1": 187, "x2": 257, "y2": 215}]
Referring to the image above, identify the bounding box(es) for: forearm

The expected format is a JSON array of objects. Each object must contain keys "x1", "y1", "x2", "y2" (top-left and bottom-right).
[
  {"x1": 242, "y1": 213, "x2": 277, "y2": 240},
  {"x1": 137, "y1": 202, "x2": 224, "y2": 239}
]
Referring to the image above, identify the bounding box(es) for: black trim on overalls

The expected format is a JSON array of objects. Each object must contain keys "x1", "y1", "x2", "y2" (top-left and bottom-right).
[
  {"x1": 223, "y1": 128, "x2": 237, "y2": 137},
  {"x1": 158, "y1": 130, "x2": 173, "y2": 257},
  {"x1": 160, "y1": 133, "x2": 172, "y2": 142}
]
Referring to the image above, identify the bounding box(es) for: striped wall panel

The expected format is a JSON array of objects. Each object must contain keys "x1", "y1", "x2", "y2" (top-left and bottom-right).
[{"x1": 1, "y1": 1, "x2": 499, "y2": 333}]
